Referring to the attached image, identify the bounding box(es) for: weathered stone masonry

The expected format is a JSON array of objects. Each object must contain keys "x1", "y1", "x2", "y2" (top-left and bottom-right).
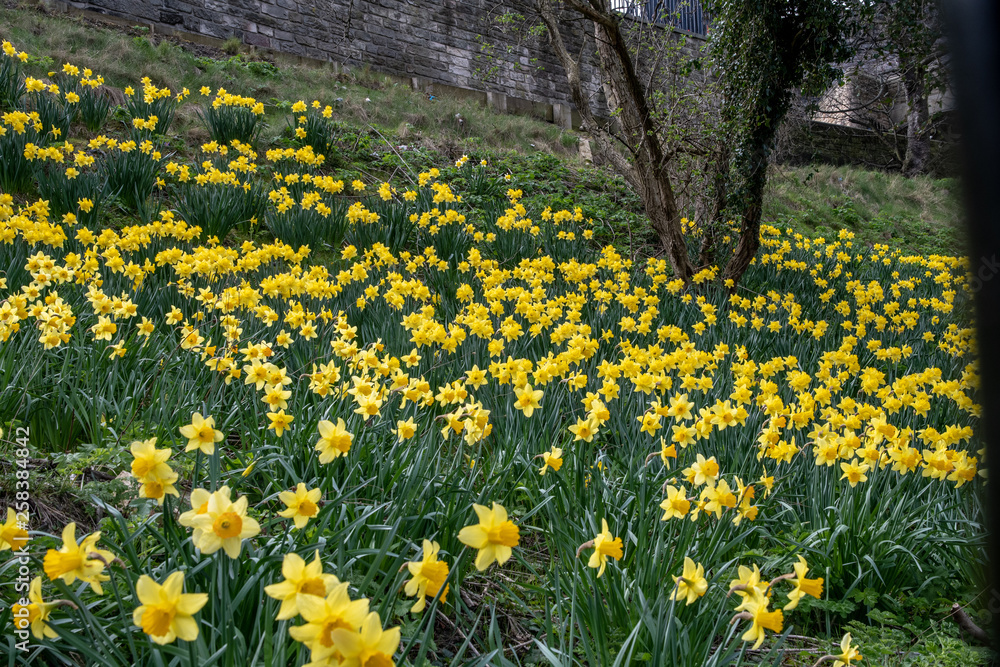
[
  {"x1": 45, "y1": 0, "x2": 648, "y2": 127},
  {"x1": 41, "y1": 1, "x2": 950, "y2": 174}
]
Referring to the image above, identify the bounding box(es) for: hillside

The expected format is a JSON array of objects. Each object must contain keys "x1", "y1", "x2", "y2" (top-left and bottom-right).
[
  {"x1": 0, "y1": 3, "x2": 989, "y2": 666},
  {"x1": 0, "y1": 2, "x2": 966, "y2": 257}
]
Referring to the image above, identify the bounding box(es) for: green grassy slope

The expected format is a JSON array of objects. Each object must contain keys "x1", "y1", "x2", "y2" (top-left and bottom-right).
[
  {"x1": 0, "y1": 3, "x2": 580, "y2": 156},
  {"x1": 0, "y1": 3, "x2": 966, "y2": 257},
  {"x1": 764, "y1": 163, "x2": 965, "y2": 257}
]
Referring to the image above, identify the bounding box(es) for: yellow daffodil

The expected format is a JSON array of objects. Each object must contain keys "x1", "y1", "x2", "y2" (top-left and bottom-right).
[
  {"x1": 404, "y1": 539, "x2": 450, "y2": 613},
  {"x1": 278, "y1": 483, "x2": 322, "y2": 530},
  {"x1": 288, "y1": 582, "x2": 370, "y2": 663},
  {"x1": 658, "y1": 438, "x2": 677, "y2": 467},
  {"x1": 315, "y1": 418, "x2": 353, "y2": 462},
  {"x1": 668, "y1": 393, "x2": 694, "y2": 420},
  {"x1": 1, "y1": 507, "x2": 29, "y2": 552},
  {"x1": 130, "y1": 438, "x2": 179, "y2": 504},
  {"x1": 187, "y1": 489, "x2": 260, "y2": 558},
  {"x1": 671, "y1": 557, "x2": 707, "y2": 605},
  {"x1": 737, "y1": 597, "x2": 784, "y2": 649},
  {"x1": 264, "y1": 551, "x2": 339, "y2": 620},
  {"x1": 178, "y1": 487, "x2": 215, "y2": 543},
  {"x1": 839, "y1": 459, "x2": 869, "y2": 487},
  {"x1": 392, "y1": 417, "x2": 417, "y2": 442},
  {"x1": 513, "y1": 384, "x2": 543, "y2": 418},
  {"x1": 179, "y1": 412, "x2": 224, "y2": 455},
  {"x1": 11, "y1": 577, "x2": 57, "y2": 639},
  {"x1": 687, "y1": 453, "x2": 720, "y2": 487},
  {"x1": 584, "y1": 519, "x2": 624, "y2": 578},
  {"x1": 659, "y1": 485, "x2": 691, "y2": 520},
  {"x1": 329, "y1": 611, "x2": 401, "y2": 667},
  {"x1": 267, "y1": 409, "x2": 294, "y2": 436},
  {"x1": 833, "y1": 632, "x2": 863, "y2": 666},
  {"x1": 568, "y1": 416, "x2": 599, "y2": 442},
  {"x1": 132, "y1": 570, "x2": 208, "y2": 645},
  {"x1": 728, "y1": 563, "x2": 766, "y2": 602},
  {"x1": 458, "y1": 502, "x2": 520, "y2": 571},
  {"x1": 782, "y1": 556, "x2": 824, "y2": 610},
  {"x1": 539, "y1": 446, "x2": 563, "y2": 475},
  {"x1": 43, "y1": 523, "x2": 115, "y2": 594}
]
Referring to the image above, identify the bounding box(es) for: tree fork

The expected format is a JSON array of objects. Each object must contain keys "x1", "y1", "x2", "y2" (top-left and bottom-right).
[{"x1": 537, "y1": 0, "x2": 694, "y2": 283}]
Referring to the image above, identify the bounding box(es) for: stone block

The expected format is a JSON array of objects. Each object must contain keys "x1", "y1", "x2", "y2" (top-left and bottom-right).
[
  {"x1": 260, "y1": 2, "x2": 288, "y2": 20},
  {"x1": 160, "y1": 10, "x2": 184, "y2": 25},
  {"x1": 553, "y1": 102, "x2": 573, "y2": 130},
  {"x1": 243, "y1": 31, "x2": 270, "y2": 48}
]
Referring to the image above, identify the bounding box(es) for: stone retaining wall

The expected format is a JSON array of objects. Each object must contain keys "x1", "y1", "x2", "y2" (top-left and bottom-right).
[
  {"x1": 778, "y1": 120, "x2": 960, "y2": 178},
  {"x1": 47, "y1": 0, "x2": 708, "y2": 128}
]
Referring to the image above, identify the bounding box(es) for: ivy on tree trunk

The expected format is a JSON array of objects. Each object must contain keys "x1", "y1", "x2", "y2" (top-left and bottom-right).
[{"x1": 708, "y1": 0, "x2": 855, "y2": 286}]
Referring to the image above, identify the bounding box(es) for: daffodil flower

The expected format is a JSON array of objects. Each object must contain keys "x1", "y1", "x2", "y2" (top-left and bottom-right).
[
  {"x1": 579, "y1": 519, "x2": 624, "y2": 578},
  {"x1": 538, "y1": 446, "x2": 563, "y2": 475},
  {"x1": 187, "y1": 489, "x2": 260, "y2": 558},
  {"x1": 457, "y1": 502, "x2": 520, "y2": 571},
  {"x1": 133, "y1": 571, "x2": 208, "y2": 644},
  {"x1": 179, "y1": 412, "x2": 224, "y2": 455},
  {"x1": 404, "y1": 540, "x2": 450, "y2": 613},
  {"x1": 278, "y1": 482, "x2": 322, "y2": 530},
  {"x1": 264, "y1": 551, "x2": 339, "y2": 620},
  {"x1": 671, "y1": 556, "x2": 707, "y2": 605},
  {"x1": 43, "y1": 523, "x2": 115, "y2": 594}
]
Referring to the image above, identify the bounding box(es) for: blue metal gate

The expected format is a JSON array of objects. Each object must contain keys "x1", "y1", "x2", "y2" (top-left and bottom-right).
[{"x1": 611, "y1": 0, "x2": 708, "y2": 36}]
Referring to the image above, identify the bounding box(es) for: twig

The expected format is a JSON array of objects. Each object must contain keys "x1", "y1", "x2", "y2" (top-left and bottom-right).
[{"x1": 436, "y1": 607, "x2": 481, "y2": 657}]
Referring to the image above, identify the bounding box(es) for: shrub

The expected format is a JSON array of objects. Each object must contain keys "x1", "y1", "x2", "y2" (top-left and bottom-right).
[
  {"x1": 287, "y1": 99, "x2": 340, "y2": 166},
  {"x1": 25, "y1": 78, "x2": 75, "y2": 142},
  {"x1": 0, "y1": 109, "x2": 47, "y2": 192},
  {"x1": 32, "y1": 144, "x2": 110, "y2": 226},
  {"x1": 173, "y1": 152, "x2": 268, "y2": 241},
  {"x1": 77, "y1": 82, "x2": 113, "y2": 132},
  {"x1": 265, "y1": 188, "x2": 349, "y2": 249}
]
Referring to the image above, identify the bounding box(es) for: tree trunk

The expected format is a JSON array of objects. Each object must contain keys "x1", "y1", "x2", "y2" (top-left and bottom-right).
[
  {"x1": 721, "y1": 143, "x2": 767, "y2": 287},
  {"x1": 722, "y1": 77, "x2": 782, "y2": 288},
  {"x1": 590, "y1": 19, "x2": 693, "y2": 281},
  {"x1": 534, "y1": 0, "x2": 693, "y2": 282},
  {"x1": 900, "y1": 54, "x2": 930, "y2": 177},
  {"x1": 697, "y1": 154, "x2": 732, "y2": 268}
]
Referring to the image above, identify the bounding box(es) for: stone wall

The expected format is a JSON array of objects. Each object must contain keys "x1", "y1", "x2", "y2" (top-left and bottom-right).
[
  {"x1": 777, "y1": 119, "x2": 961, "y2": 178},
  {"x1": 45, "y1": 1, "x2": 954, "y2": 176},
  {"x1": 45, "y1": 0, "x2": 706, "y2": 127},
  {"x1": 35, "y1": 2, "x2": 554, "y2": 122}
]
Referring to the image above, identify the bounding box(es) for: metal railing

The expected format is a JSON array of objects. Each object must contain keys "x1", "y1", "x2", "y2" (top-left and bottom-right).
[{"x1": 611, "y1": 0, "x2": 709, "y2": 36}]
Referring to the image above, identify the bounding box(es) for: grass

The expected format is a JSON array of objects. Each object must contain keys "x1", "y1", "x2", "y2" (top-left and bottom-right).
[
  {"x1": 763, "y1": 163, "x2": 964, "y2": 256},
  {"x1": 481, "y1": 159, "x2": 965, "y2": 259}
]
